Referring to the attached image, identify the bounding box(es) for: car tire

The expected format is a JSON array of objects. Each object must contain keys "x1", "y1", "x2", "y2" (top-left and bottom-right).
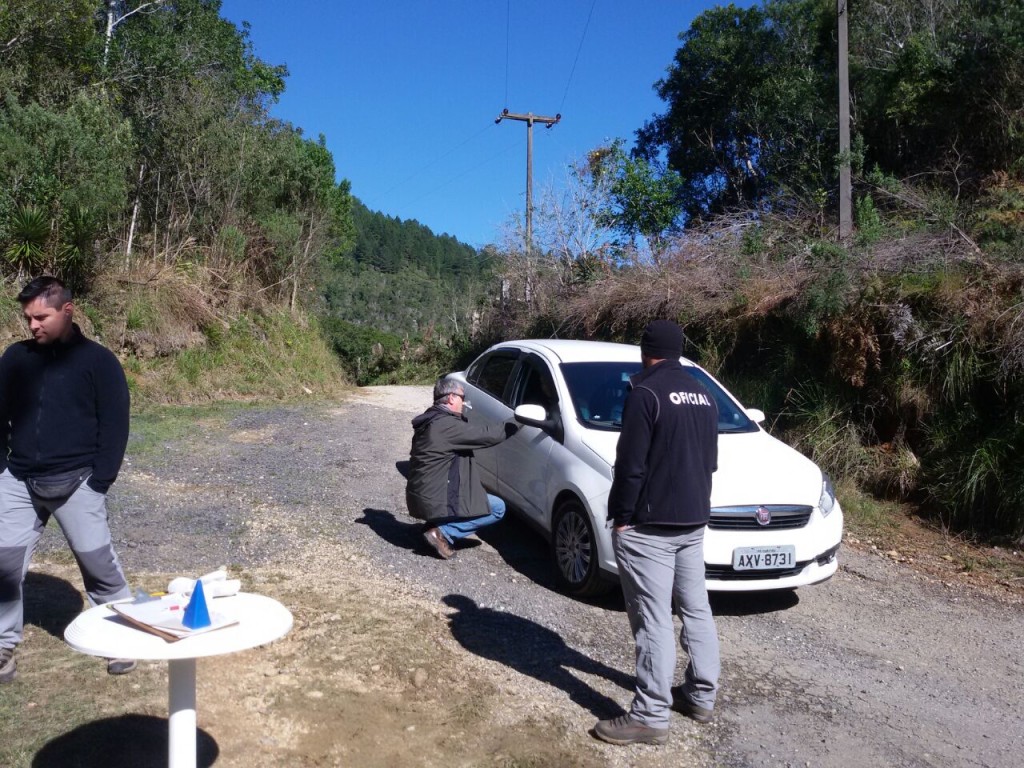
[{"x1": 552, "y1": 499, "x2": 611, "y2": 597}]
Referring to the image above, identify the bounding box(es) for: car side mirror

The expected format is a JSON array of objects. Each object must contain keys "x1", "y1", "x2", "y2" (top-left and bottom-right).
[
  {"x1": 745, "y1": 408, "x2": 766, "y2": 424},
  {"x1": 514, "y1": 404, "x2": 548, "y2": 426},
  {"x1": 514, "y1": 404, "x2": 564, "y2": 443}
]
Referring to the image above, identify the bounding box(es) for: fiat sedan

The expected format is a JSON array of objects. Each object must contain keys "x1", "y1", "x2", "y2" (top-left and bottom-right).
[{"x1": 452, "y1": 339, "x2": 843, "y2": 596}]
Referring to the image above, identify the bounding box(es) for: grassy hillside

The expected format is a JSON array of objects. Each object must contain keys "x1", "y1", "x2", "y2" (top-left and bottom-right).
[{"x1": 1, "y1": 266, "x2": 349, "y2": 407}]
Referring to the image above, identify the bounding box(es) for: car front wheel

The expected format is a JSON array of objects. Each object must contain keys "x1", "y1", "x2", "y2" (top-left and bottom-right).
[{"x1": 552, "y1": 499, "x2": 610, "y2": 597}]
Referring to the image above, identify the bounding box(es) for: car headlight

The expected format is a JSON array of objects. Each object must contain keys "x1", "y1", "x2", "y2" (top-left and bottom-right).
[{"x1": 819, "y1": 472, "x2": 836, "y2": 517}]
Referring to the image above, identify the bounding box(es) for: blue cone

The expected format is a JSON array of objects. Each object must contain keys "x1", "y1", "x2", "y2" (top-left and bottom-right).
[{"x1": 182, "y1": 579, "x2": 212, "y2": 629}]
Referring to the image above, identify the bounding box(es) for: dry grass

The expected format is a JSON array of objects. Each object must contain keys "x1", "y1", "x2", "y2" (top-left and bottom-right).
[
  {"x1": 0, "y1": 264, "x2": 350, "y2": 407},
  {"x1": 538, "y1": 209, "x2": 984, "y2": 343}
]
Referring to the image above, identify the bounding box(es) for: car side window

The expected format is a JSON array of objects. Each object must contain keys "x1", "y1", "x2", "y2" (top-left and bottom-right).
[
  {"x1": 515, "y1": 360, "x2": 559, "y2": 415},
  {"x1": 475, "y1": 352, "x2": 519, "y2": 403},
  {"x1": 465, "y1": 355, "x2": 486, "y2": 384}
]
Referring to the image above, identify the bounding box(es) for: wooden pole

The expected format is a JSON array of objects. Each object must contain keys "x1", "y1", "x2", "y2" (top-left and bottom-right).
[
  {"x1": 495, "y1": 109, "x2": 561, "y2": 257},
  {"x1": 838, "y1": 0, "x2": 853, "y2": 240}
]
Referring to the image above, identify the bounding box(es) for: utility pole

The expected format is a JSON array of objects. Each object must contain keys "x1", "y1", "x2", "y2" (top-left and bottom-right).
[
  {"x1": 495, "y1": 109, "x2": 561, "y2": 256},
  {"x1": 837, "y1": 0, "x2": 852, "y2": 240}
]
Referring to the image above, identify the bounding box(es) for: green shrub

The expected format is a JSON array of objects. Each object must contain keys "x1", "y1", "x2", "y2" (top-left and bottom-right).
[
  {"x1": 779, "y1": 383, "x2": 873, "y2": 484},
  {"x1": 921, "y1": 410, "x2": 1024, "y2": 537},
  {"x1": 855, "y1": 195, "x2": 885, "y2": 246},
  {"x1": 125, "y1": 297, "x2": 158, "y2": 331},
  {"x1": 3, "y1": 204, "x2": 48, "y2": 274},
  {"x1": 318, "y1": 315, "x2": 464, "y2": 386},
  {"x1": 214, "y1": 225, "x2": 247, "y2": 264}
]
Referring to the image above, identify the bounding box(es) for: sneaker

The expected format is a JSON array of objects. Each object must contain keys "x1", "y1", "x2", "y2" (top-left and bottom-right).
[
  {"x1": 0, "y1": 648, "x2": 16, "y2": 683},
  {"x1": 423, "y1": 528, "x2": 455, "y2": 560},
  {"x1": 671, "y1": 686, "x2": 714, "y2": 723},
  {"x1": 593, "y1": 714, "x2": 669, "y2": 746},
  {"x1": 106, "y1": 658, "x2": 137, "y2": 676}
]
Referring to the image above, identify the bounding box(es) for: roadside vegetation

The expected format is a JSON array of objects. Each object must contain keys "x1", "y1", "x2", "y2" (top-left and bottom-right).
[
  {"x1": 478, "y1": 0, "x2": 1024, "y2": 547},
  {"x1": 2, "y1": 0, "x2": 1023, "y2": 548},
  {"x1": 0, "y1": 1, "x2": 479, "y2": 395}
]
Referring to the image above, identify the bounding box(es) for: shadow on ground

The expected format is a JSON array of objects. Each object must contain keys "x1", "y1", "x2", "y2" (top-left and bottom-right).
[
  {"x1": 357, "y1": 506, "x2": 626, "y2": 610},
  {"x1": 23, "y1": 571, "x2": 84, "y2": 640},
  {"x1": 354, "y1": 507, "x2": 435, "y2": 558},
  {"x1": 33, "y1": 714, "x2": 219, "y2": 767},
  {"x1": 710, "y1": 589, "x2": 800, "y2": 616},
  {"x1": 443, "y1": 593, "x2": 632, "y2": 719}
]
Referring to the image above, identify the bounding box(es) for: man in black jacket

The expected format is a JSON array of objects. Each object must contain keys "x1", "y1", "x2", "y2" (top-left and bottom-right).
[
  {"x1": 0, "y1": 276, "x2": 134, "y2": 683},
  {"x1": 406, "y1": 377, "x2": 516, "y2": 559},
  {"x1": 593, "y1": 320, "x2": 720, "y2": 746}
]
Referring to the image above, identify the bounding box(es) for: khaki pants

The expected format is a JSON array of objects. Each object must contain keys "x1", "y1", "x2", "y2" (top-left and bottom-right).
[{"x1": 614, "y1": 524, "x2": 720, "y2": 728}]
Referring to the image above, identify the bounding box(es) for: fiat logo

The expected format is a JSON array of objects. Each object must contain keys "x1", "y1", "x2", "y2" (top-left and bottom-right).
[{"x1": 755, "y1": 507, "x2": 772, "y2": 526}]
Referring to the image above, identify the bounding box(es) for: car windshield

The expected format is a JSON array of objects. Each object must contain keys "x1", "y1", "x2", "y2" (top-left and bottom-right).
[{"x1": 559, "y1": 361, "x2": 757, "y2": 433}]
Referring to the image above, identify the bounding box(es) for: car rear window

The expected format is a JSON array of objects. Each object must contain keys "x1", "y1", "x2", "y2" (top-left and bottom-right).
[{"x1": 473, "y1": 353, "x2": 519, "y2": 402}]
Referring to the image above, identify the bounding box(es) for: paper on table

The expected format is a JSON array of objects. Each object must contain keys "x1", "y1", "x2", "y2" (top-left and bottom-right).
[{"x1": 110, "y1": 595, "x2": 238, "y2": 642}]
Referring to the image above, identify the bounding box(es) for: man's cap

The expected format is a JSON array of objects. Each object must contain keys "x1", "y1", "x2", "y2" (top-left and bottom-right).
[{"x1": 640, "y1": 319, "x2": 683, "y2": 360}]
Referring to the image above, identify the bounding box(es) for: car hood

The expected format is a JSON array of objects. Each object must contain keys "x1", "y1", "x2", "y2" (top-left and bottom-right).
[
  {"x1": 712, "y1": 430, "x2": 823, "y2": 506},
  {"x1": 578, "y1": 427, "x2": 823, "y2": 507}
]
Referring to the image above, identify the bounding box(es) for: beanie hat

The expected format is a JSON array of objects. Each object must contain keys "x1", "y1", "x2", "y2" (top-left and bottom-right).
[{"x1": 640, "y1": 320, "x2": 683, "y2": 360}]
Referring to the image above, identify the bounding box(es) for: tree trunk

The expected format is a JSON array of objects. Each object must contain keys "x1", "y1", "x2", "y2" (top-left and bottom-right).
[
  {"x1": 103, "y1": 1, "x2": 116, "y2": 69},
  {"x1": 125, "y1": 163, "x2": 145, "y2": 270}
]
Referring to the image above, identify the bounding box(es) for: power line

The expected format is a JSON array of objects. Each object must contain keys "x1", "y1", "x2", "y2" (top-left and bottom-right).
[
  {"x1": 396, "y1": 137, "x2": 522, "y2": 210},
  {"x1": 558, "y1": 0, "x2": 597, "y2": 115},
  {"x1": 503, "y1": 0, "x2": 512, "y2": 108},
  {"x1": 380, "y1": 122, "x2": 495, "y2": 199}
]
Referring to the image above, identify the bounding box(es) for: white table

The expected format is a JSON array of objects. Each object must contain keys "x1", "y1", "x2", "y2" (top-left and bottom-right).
[{"x1": 65, "y1": 592, "x2": 292, "y2": 768}]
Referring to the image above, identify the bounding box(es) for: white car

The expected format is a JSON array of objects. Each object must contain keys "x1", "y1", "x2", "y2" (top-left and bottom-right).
[{"x1": 453, "y1": 339, "x2": 843, "y2": 596}]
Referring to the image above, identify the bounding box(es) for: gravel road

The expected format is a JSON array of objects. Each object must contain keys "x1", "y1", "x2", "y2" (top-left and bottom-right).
[{"x1": 38, "y1": 385, "x2": 1024, "y2": 767}]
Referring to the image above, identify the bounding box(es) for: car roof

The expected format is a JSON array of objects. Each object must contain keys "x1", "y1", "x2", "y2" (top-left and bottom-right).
[{"x1": 487, "y1": 339, "x2": 697, "y2": 367}]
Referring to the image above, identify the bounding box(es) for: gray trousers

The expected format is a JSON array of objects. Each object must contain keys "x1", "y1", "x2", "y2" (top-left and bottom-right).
[
  {"x1": 0, "y1": 469, "x2": 131, "y2": 650},
  {"x1": 614, "y1": 524, "x2": 720, "y2": 728}
]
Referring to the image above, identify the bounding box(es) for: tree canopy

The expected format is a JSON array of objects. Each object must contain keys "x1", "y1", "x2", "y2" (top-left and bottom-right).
[
  {"x1": 636, "y1": 0, "x2": 837, "y2": 220},
  {"x1": 0, "y1": 0, "x2": 352, "y2": 305},
  {"x1": 635, "y1": 0, "x2": 1024, "y2": 222}
]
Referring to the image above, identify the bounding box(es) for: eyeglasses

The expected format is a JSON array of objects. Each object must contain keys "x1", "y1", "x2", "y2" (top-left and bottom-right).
[{"x1": 450, "y1": 392, "x2": 472, "y2": 410}]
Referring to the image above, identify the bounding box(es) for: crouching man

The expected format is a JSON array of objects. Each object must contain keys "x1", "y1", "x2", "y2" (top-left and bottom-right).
[{"x1": 406, "y1": 377, "x2": 517, "y2": 559}]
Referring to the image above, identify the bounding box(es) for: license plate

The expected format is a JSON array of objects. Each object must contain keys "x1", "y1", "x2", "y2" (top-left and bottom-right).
[{"x1": 732, "y1": 545, "x2": 795, "y2": 570}]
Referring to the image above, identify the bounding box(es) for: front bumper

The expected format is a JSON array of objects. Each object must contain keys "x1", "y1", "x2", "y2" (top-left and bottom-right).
[{"x1": 705, "y1": 542, "x2": 840, "y2": 591}]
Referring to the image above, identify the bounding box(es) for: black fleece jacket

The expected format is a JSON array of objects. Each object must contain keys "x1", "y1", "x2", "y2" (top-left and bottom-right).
[
  {"x1": 608, "y1": 359, "x2": 718, "y2": 528},
  {"x1": 0, "y1": 325, "x2": 130, "y2": 493}
]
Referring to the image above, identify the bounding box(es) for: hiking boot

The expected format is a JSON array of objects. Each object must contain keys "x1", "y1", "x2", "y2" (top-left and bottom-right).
[
  {"x1": 423, "y1": 528, "x2": 455, "y2": 560},
  {"x1": 106, "y1": 658, "x2": 137, "y2": 676},
  {"x1": 671, "y1": 686, "x2": 714, "y2": 723},
  {"x1": 0, "y1": 647, "x2": 16, "y2": 683},
  {"x1": 593, "y1": 714, "x2": 669, "y2": 746}
]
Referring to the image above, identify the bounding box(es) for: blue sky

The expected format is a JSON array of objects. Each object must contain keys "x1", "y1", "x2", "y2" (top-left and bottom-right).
[{"x1": 219, "y1": 1, "x2": 738, "y2": 248}]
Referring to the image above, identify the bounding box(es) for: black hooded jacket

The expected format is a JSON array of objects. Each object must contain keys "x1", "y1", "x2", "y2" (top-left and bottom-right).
[{"x1": 608, "y1": 359, "x2": 718, "y2": 528}]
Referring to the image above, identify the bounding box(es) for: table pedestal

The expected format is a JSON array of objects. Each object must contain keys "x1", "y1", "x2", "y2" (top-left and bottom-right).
[{"x1": 169, "y1": 658, "x2": 197, "y2": 768}]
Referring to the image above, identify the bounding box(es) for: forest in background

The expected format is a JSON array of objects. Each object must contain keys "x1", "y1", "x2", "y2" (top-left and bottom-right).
[
  {"x1": 316, "y1": 200, "x2": 491, "y2": 384},
  {"x1": 0, "y1": 0, "x2": 488, "y2": 394},
  {"x1": 2, "y1": 0, "x2": 1023, "y2": 540}
]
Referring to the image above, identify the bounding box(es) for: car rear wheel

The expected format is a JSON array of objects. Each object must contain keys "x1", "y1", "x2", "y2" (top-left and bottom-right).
[{"x1": 552, "y1": 499, "x2": 611, "y2": 597}]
